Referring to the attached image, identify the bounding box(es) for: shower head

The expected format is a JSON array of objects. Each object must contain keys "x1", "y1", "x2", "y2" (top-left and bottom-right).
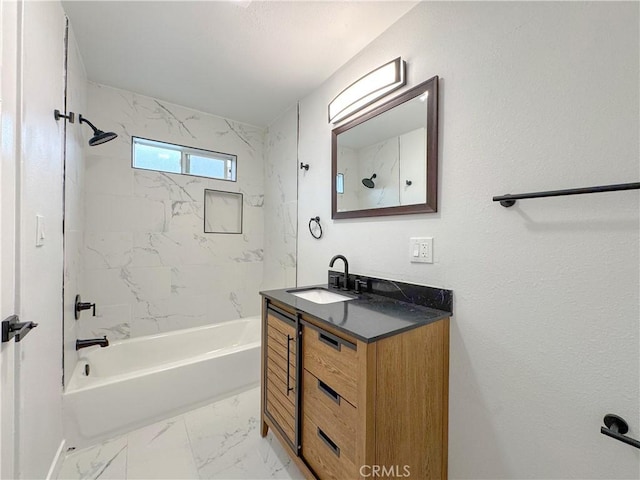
[
  {"x1": 88, "y1": 130, "x2": 118, "y2": 146},
  {"x1": 79, "y1": 114, "x2": 118, "y2": 146},
  {"x1": 362, "y1": 173, "x2": 377, "y2": 189}
]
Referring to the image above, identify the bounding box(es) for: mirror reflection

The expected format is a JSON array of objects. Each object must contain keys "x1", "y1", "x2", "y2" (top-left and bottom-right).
[{"x1": 331, "y1": 76, "x2": 438, "y2": 219}]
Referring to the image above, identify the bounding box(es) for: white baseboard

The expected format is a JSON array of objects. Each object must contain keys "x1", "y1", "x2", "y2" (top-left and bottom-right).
[{"x1": 45, "y1": 439, "x2": 66, "y2": 480}]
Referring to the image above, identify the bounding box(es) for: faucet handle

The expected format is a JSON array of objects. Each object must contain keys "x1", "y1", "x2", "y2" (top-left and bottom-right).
[
  {"x1": 329, "y1": 275, "x2": 341, "y2": 289},
  {"x1": 354, "y1": 278, "x2": 368, "y2": 293}
]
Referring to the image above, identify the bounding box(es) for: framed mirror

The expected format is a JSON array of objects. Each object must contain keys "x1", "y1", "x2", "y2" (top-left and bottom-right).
[{"x1": 331, "y1": 75, "x2": 438, "y2": 219}]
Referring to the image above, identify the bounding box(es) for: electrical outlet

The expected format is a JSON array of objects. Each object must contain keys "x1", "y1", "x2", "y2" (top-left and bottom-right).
[{"x1": 410, "y1": 237, "x2": 433, "y2": 264}]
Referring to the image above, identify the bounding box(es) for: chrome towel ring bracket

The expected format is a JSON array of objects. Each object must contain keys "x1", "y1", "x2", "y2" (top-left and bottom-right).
[{"x1": 309, "y1": 216, "x2": 322, "y2": 239}]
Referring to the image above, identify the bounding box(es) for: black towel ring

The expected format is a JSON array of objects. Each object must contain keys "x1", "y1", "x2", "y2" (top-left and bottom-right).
[{"x1": 309, "y1": 216, "x2": 322, "y2": 239}]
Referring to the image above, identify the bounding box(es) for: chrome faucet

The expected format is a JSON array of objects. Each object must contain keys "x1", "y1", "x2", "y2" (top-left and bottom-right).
[
  {"x1": 329, "y1": 254, "x2": 349, "y2": 291},
  {"x1": 76, "y1": 336, "x2": 109, "y2": 350}
]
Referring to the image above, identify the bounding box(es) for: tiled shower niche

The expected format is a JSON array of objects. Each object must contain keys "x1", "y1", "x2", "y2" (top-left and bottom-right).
[{"x1": 204, "y1": 190, "x2": 243, "y2": 234}]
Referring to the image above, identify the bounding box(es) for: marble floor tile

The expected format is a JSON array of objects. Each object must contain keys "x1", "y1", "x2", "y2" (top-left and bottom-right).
[
  {"x1": 57, "y1": 386, "x2": 302, "y2": 480},
  {"x1": 184, "y1": 388, "x2": 303, "y2": 479},
  {"x1": 126, "y1": 416, "x2": 199, "y2": 479},
  {"x1": 57, "y1": 436, "x2": 127, "y2": 480}
]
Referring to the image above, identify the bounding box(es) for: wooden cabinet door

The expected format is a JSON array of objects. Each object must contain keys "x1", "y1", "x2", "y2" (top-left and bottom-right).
[{"x1": 264, "y1": 307, "x2": 298, "y2": 448}]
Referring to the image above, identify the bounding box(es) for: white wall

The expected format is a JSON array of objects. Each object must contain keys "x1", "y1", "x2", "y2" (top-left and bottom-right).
[
  {"x1": 62, "y1": 24, "x2": 87, "y2": 388},
  {"x1": 0, "y1": 0, "x2": 19, "y2": 476},
  {"x1": 263, "y1": 105, "x2": 298, "y2": 290},
  {"x1": 297, "y1": 2, "x2": 639, "y2": 478},
  {"x1": 16, "y1": 1, "x2": 67, "y2": 477},
  {"x1": 2, "y1": 3, "x2": 83, "y2": 475},
  {"x1": 80, "y1": 83, "x2": 265, "y2": 340}
]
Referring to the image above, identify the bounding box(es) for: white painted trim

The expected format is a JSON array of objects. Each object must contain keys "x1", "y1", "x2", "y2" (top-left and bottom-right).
[{"x1": 45, "y1": 439, "x2": 66, "y2": 480}]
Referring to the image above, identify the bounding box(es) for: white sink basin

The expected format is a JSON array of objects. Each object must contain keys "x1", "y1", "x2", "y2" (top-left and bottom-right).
[{"x1": 288, "y1": 288, "x2": 354, "y2": 304}]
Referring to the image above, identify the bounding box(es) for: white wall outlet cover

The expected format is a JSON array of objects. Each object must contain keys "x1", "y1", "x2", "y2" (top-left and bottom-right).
[{"x1": 410, "y1": 237, "x2": 433, "y2": 263}]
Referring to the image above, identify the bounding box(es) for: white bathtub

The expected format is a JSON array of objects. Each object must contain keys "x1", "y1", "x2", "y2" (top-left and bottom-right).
[{"x1": 63, "y1": 316, "x2": 261, "y2": 447}]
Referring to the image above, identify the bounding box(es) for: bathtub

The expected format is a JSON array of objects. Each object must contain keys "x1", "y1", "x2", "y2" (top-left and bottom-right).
[{"x1": 63, "y1": 316, "x2": 261, "y2": 447}]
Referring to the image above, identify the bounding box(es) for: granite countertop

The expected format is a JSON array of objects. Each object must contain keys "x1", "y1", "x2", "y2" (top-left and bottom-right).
[{"x1": 260, "y1": 282, "x2": 452, "y2": 343}]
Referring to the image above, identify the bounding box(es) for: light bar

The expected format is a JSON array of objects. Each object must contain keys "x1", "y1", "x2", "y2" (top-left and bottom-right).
[{"x1": 328, "y1": 57, "x2": 406, "y2": 124}]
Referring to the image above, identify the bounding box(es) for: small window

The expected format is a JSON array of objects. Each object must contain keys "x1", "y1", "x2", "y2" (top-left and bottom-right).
[{"x1": 132, "y1": 137, "x2": 237, "y2": 181}]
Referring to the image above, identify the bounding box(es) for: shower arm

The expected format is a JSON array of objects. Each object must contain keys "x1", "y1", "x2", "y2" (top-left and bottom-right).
[{"x1": 78, "y1": 115, "x2": 100, "y2": 134}]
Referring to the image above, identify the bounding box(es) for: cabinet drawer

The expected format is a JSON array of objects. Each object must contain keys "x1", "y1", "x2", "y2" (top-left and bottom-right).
[
  {"x1": 303, "y1": 370, "x2": 356, "y2": 462},
  {"x1": 302, "y1": 325, "x2": 358, "y2": 406},
  {"x1": 302, "y1": 414, "x2": 358, "y2": 480}
]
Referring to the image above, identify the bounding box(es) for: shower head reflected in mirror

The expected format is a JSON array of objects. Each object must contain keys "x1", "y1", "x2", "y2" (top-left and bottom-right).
[
  {"x1": 362, "y1": 173, "x2": 377, "y2": 189},
  {"x1": 79, "y1": 114, "x2": 118, "y2": 146}
]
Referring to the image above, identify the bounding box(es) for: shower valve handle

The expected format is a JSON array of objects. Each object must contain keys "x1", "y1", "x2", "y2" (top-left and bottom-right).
[
  {"x1": 75, "y1": 295, "x2": 96, "y2": 319},
  {"x1": 78, "y1": 302, "x2": 95, "y2": 316}
]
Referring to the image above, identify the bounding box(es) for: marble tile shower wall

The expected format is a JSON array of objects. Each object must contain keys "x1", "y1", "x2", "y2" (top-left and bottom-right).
[{"x1": 80, "y1": 83, "x2": 265, "y2": 340}]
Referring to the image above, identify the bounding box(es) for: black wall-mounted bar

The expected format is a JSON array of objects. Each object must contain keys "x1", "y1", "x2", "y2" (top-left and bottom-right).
[
  {"x1": 54, "y1": 109, "x2": 74, "y2": 123},
  {"x1": 493, "y1": 182, "x2": 640, "y2": 207},
  {"x1": 601, "y1": 414, "x2": 640, "y2": 450}
]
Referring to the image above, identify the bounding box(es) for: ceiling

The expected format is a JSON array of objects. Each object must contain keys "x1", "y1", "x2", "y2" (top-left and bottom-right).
[{"x1": 62, "y1": 1, "x2": 418, "y2": 127}]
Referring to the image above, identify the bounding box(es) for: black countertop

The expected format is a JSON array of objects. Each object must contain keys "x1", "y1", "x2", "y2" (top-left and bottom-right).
[{"x1": 260, "y1": 282, "x2": 452, "y2": 343}]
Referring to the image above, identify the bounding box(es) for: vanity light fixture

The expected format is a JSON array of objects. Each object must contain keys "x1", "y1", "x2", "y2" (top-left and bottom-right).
[{"x1": 328, "y1": 57, "x2": 406, "y2": 124}]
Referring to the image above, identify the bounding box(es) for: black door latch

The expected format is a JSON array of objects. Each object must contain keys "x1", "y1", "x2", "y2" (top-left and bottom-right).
[{"x1": 1, "y1": 315, "x2": 38, "y2": 343}]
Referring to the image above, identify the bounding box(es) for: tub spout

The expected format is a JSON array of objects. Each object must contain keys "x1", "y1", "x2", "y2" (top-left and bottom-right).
[{"x1": 76, "y1": 336, "x2": 109, "y2": 350}]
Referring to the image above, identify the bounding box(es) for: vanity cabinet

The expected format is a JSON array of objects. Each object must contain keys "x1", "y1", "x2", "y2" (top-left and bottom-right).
[{"x1": 261, "y1": 297, "x2": 450, "y2": 480}]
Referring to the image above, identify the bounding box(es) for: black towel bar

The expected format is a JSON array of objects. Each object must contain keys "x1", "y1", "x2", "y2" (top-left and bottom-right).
[
  {"x1": 493, "y1": 182, "x2": 640, "y2": 207},
  {"x1": 601, "y1": 414, "x2": 640, "y2": 450}
]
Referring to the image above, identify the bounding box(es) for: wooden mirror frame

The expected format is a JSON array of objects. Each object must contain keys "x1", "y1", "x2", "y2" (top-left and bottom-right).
[{"x1": 331, "y1": 75, "x2": 439, "y2": 219}]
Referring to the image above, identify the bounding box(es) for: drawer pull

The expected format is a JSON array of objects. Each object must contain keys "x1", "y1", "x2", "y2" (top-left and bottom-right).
[
  {"x1": 286, "y1": 335, "x2": 294, "y2": 395},
  {"x1": 317, "y1": 427, "x2": 340, "y2": 457},
  {"x1": 318, "y1": 332, "x2": 341, "y2": 351},
  {"x1": 317, "y1": 379, "x2": 341, "y2": 405}
]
